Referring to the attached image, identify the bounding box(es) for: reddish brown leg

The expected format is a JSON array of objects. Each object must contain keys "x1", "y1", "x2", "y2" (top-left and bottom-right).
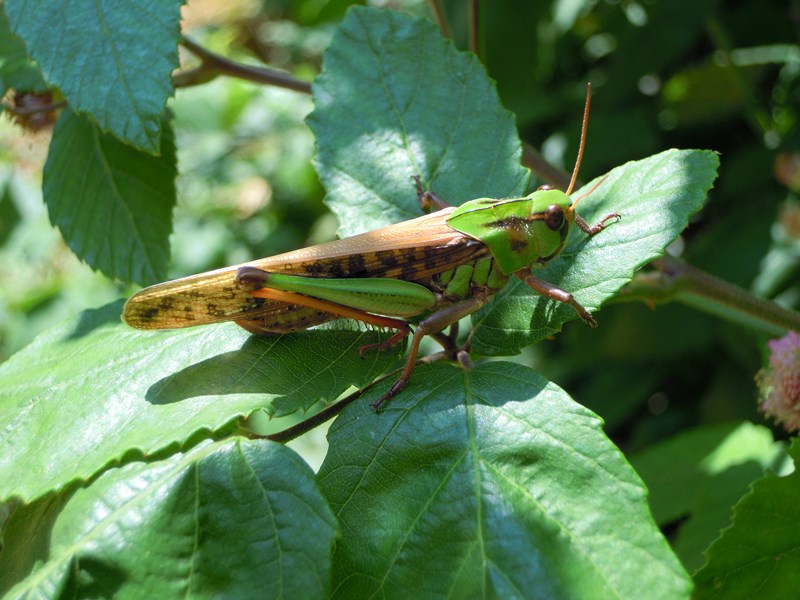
[
  {"x1": 515, "y1": 270, "x2": 598, "y2": 328},
  {"x1": 574, "y1": 212, "x2": 620, "y2": 236},
  {"x1": 430, "y1": 321, "x2": 460, "y2": 360},
  {"x1": 569, "y1": 174, "x2": 620, "y2": 235},
  {"x1": 373, "y1": 295, "x2": 488, "y2": 411},
  {"x1": 358, "y1": 328, "x2": 411, "y2": 357}
]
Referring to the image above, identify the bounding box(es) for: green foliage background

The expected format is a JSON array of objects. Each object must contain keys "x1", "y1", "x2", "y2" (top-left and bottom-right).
[{"x1": 1, "y1": 0, "x2": 798, "y2": 598}]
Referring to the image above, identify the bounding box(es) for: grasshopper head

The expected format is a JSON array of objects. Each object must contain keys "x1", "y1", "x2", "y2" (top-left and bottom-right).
[
  {"x1": 524, "y1": 184, "x2": 575, "y2": 263},
  {"x1": 447, "y1": 83, "x2": 596, "y2": 275},
  {"x1": 446, "y1": 185, "x2": 575, "y2": 276}
]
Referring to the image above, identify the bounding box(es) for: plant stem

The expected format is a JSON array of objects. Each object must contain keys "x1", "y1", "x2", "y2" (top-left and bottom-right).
[
  {"x1": 619, "y1": 255, "x2": 800, "y2": 335},
  {"x1": 522, "y1": 141, "x2": 574, "y2": 190},
  {"x1": 427, "y1": 0, "x2": 452, "y2": 39},
  {"x1": 176, "y1": 37, "x2": 312, "y2": 94},
  {"x1": 468, "y1": 0, "x2": 481, "y2": 59}
]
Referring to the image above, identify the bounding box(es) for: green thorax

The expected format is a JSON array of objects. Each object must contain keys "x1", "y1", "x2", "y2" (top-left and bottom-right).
[{"x1": 446, "y1": 189, "x2": 574, "y2": 275}]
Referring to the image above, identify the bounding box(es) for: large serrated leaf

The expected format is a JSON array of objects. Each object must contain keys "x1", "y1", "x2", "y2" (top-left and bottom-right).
[
  {"x1": 471, "y1": 149, "x2": 719, "y2": 355},
  {"x1": 318, "y1": 361, "x2": 691, "y2": 599},
  {"x1": 693, "y1": 439, "x2": 800, "y2": 598},
  {"x1": 43, "y1": 108, "x2": 176, "y2": 285},
  {"x1": 0, "y1": 301, "x2": 400, "y2": 504},
  {"x1": 4, "y1": 0, "x2": 181, "y2": 152},
  {"x1": 0, "y1": 7, "x2": 46, "y2": 95},
  {"x1": 308, "y1": 6, "x2": 530, "y2": 237},
  {"x1": 1, "y1": 439, "x2": 337, "y2": 599}
]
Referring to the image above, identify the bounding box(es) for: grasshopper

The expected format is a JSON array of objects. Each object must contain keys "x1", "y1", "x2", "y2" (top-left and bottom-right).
[{"x1": 123, "y1": 87, "x2": 618, "y2": 409}]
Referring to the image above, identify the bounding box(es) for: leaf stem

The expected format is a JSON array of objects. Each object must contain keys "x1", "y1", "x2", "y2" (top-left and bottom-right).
[
  {"x1": 255, "y1": 371, "x2": 401, "y2": 443},
  {"x1": 260, "y1": 387, "x2": 366, "y2": 443},
  {"x1": 256, "y1": 352, "x2": 458, "y2": 443},
  {"x1": 176, "y1": 37, "x2": 312, "y2": 94},
  {"x1": 619, "y1": 255, "x2": 800, "y2": 335}
]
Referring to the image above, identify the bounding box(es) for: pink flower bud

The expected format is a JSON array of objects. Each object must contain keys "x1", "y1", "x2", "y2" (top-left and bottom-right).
[{"x1": 755, "y1": 331, "x2": 800, "y2": 433}]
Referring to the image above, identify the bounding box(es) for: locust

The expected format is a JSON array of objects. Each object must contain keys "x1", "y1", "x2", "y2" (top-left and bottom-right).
[{"x1": 123, "y1": 87, "x2": 618, "y2": 409}]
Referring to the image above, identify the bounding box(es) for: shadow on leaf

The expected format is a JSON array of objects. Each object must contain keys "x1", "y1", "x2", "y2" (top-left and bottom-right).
[
  {"x1": 65, "y1": 300, "x2": 126, "y2": 341},
  {"x1": 144, "y1": 330, "x2": 396, "y2": 413}
]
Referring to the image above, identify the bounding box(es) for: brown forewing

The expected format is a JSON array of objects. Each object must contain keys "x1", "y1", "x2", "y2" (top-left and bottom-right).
[{"x1": 122, "y1": 207, "x2": 489, "y2": 330}]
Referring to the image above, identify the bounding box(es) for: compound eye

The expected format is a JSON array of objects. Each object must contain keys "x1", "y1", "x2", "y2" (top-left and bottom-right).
[
  {"x1": 537, "y1": 184, "x2": 556, "y2": 191},
  {"x1": 544, "y1": 204, "x2": 565, "y2": 231}
]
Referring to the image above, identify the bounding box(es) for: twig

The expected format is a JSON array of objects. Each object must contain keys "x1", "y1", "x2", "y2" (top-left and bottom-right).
[
  {"x1": 3, "y1": 98, "x2": 66, "y2": 116},
  {"x1": 176, "y1": 37, "x2": 312, "y2": 94},
  {"x1": 618, "y1": 255, "x2": 800, "y2": 335},
  {"x1": 468, "y1": 0, "x2": 481, "y2": 58},
  {"x1": 427, "y1": 0, "x2": 452, "y2": 39},
  {"x1": 522, "y1": 141, "x2": 575, "y2": 191}
]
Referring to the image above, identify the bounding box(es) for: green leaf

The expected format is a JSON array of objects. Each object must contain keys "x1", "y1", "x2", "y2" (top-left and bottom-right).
[
  {"x1": 0, "y1": 496, "x2": 67, "y2": 596},
  {"x1": 0, "y1": 182, "x2": 22, "y2": 245},
  {"x1": 0, "y1": 300, "x2": 401, "y2": 504},
  {"x1": 43, "y1": 108, "x2": 176, "y2": 285},
  {"x1": 308, "y1": 6, "x2": 530, "y2": 237},
  {"x1": 318, "y1": 361, "x2": 691, "y2": 599},
  {"x1": 693, "y1": 438, "x2": 800, "y2": 598},
  {"x1": 471, "y1": 149, "x2": 720, "y2": 355},
  {"x1": 3, "y1": 0, "x2": 182, "y2": 152},
  {"x1": 1, "y1": 439, "x2": 338, "y2": 599},
  {"x1": 0, "y1": 7, "x2": 46, "y2": 96},
  {"x1": 631, "y1": 423, "x2": 785, "y2": 572}
]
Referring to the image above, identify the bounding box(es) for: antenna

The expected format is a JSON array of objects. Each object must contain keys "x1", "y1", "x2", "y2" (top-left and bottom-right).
[{"x1": 565, "y1": 83, "x2": 592, "y2": 198}]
